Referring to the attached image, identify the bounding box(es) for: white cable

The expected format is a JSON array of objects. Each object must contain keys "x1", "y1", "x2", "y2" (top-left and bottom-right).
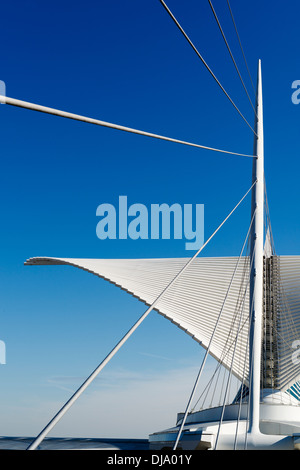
[
  {"x1": 173, "y1": 183, "x2": 256, "y2": 450},
  {"x1": 215, "y1": 234, "x2": 256, "y2": 449},
  {"x1": 226, "y1": 0, "x2": 256, "y2": 96},
  {"x1": 233, "y1": 258, "x2": 254, "y2": 449},
  {"x1": 158, "y1": 0, "x2": 257, "y2": 137},
  {"x1": 207, "y1": 0, "x2": 257, "y2": 117}
]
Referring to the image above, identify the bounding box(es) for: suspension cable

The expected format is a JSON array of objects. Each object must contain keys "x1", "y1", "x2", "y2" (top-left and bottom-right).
[
  {"x1": 207, "y1": 0, "x2": 257, "y2": 118},
  {"x1": 192, "y1": 209, "x2": 255, "y2": 413},
  {"x1": 226, "y1": 0, "x2": 256, "y2": 96},
  {"x1": 158, "y1": 0, "x2": 258, "y2": 136},
  {"x1": 215, "y1": 231, "x2": 256, "y2": 449},
  {"x1": 234, "y1": 309, "x2": 251, "y2": 449},
  {"x1": 173, "y1": 184, "x2": 256, "y2": 450},
  {"x1": 233, "y1": 239, "x2": 253, "y2": 449}
]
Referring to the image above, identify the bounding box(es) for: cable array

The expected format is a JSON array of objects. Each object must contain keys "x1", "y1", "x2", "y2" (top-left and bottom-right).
[
  {"x1": 158, "y1": 0, "x2": 257, "y2": 136},
  {"x1": 226, "y1": 0, "x2": 256, "y2": 96},
  {"x1": 207, "y1": 0, "x2": 257, "y2": 117}
]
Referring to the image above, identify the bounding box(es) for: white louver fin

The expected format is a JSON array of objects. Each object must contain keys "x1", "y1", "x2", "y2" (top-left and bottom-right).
[
  {"x1": 276, "y1": 256, "x2": 300, "y2": 390},
  {"x1": 25, "y1": 255, "x2": 300, "y2": 392},
  {"x1": 25, "y1": 256, "x2": 251, "y2": 382}
]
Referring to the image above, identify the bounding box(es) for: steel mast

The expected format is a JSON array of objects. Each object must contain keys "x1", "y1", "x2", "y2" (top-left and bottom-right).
[{"x1": 248, "y1": 59, "x2": 264, "y2": 435}]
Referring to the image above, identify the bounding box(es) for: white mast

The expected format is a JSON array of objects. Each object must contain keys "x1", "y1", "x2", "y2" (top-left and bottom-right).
[{"x1": 248, "y1": 59, "x2": 264, "y2": 435}]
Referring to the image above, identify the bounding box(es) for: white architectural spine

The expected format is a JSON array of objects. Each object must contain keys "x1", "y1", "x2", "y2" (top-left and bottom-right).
[{"x1": 248, "y1": 60, "x2": 264, "y2": 434}]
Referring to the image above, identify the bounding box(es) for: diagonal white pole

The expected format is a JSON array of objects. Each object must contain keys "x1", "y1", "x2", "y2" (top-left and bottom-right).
[
  {"x1": 26, "y1": 184, "x2": 253, "y2": 450},
  {"x1": 248, "y1": 59, "x2": 264, "y2": 435},
  {"x1": 0, "y1": 95, "x2": 253, "y2": 158}
]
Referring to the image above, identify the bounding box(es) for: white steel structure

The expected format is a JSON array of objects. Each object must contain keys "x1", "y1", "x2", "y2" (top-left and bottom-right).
[
  {"x1": 2, "y1": 2, "x2": 300, "y2": 451},
  {"x1": 248, "y1": 59, "x2": 264, "y2": 437},
  {"x1": 22, "y1": 65, "x2": 300, "y2": 447}
]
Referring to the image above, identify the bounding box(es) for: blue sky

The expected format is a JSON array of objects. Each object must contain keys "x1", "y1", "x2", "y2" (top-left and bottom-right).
[{"x1": 0, "y1": 0, "x2": 300, "y2": 440}]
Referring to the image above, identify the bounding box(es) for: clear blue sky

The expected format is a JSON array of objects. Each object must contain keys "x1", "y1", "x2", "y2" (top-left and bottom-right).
[{"x1": 0, "y1": 0, "x2": 299, "y2": 440}]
